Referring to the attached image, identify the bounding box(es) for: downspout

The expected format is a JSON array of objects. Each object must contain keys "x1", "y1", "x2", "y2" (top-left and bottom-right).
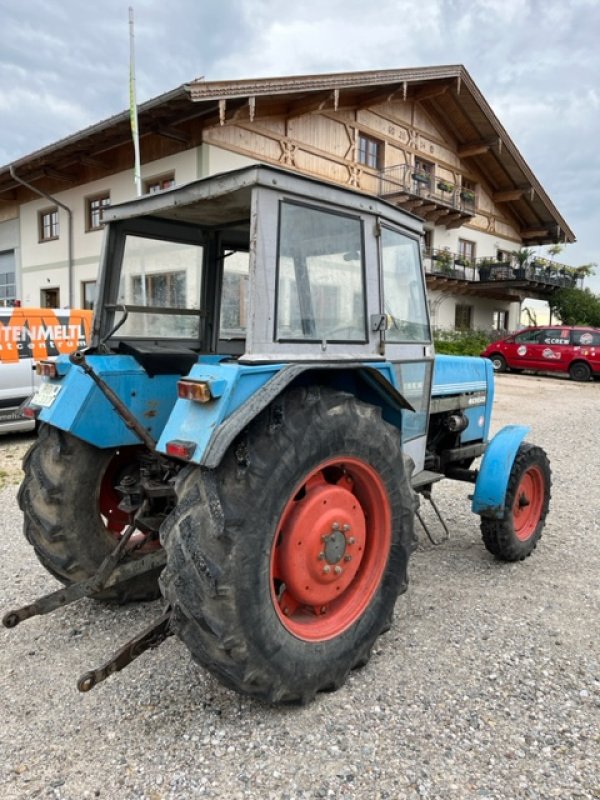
[{"x1": 9, "y1": 165, "x2": 74, "y2": 308}]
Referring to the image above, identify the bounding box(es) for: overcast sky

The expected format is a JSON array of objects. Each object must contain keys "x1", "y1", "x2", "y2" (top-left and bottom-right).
[{"x1": 1, "y1": 0, "x2": 598, "y2": 290}]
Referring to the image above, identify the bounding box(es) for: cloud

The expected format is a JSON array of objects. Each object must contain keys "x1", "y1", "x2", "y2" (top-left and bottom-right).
[{"x1": 0, "y1": 0, "x2": 598, "y2": 287}]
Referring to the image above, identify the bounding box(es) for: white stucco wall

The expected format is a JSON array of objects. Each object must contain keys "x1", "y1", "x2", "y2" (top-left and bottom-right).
[
  {"x1": 429, "y1": 289, "x2": 520, "y2": 331},
  {"x1": 20, "y1": 149, "x2": 199, "y2": 307},
  {"x1": 428, "y1": 224, "x2": 518, "y2": 262}
]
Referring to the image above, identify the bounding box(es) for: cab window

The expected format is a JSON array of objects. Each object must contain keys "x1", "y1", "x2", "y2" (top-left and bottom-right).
[
  {"x1": 276, "y1": 201, "x2": 366, "y2": 342},
  {"x1": 381, "y1": 226, "x2": 429, "y2": 342}
]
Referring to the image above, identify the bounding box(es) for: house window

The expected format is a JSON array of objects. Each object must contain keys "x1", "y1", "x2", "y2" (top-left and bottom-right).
[
  {"x1": 0, "y1": 250, "x2": 16, "y2": 307},
  {"x1": 413, "y1": 158, "x2": 434, "y2": 189},
  {"x1": 455, "y1": 304, "x2": 473, "y2": 330},
  {"x1": 458, "y1": 239, "x2": 476, "y2": 264},
  {"x1": 82, "y1": 280, "x2": 97, "y2": 310},
  {"x1": 423, "y1": 229, "x2": 433, "y2": 257},
  {"x1": 86, "y1": 194, "x2": 110, "y2": 231},
  {"x1": 493, "y1": 310, "x2": 509, "y2": 330},
  {"x1": 496, "y1": 249, "x2": 512, "y2": 263},
  {"x1": 144, "y1": 174, "x2": 175, "y2": 194},
  {"x1": 39, "y1": 208, "x2": 59, "y2": 242},
  {"x1": 357, "y1": 134, "x2": 383, "y2": 170}
]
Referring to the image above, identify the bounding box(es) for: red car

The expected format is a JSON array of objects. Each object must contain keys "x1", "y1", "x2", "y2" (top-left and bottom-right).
[{"x1": 482, "y1": 325, "x2": 600, "y2": 381}]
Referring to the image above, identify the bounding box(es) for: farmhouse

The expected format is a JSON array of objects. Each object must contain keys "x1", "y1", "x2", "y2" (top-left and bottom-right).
[{"x1": 0, "y1": 65, "x2": 575, "y2": 330}]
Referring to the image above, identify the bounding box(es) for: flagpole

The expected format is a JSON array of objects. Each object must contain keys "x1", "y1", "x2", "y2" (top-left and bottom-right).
[{"x1": 129, "y1": 6, "x2": 142, "y2": 198}]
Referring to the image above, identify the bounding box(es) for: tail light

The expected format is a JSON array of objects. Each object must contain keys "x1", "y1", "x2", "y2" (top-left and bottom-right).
[
  {"x1": 35, "y1": 360, "x2": 58, "y2": 378},
  {"x1": 166, "y1": 440, "x2": 197, "y2": 460},
  {"x1": 177, "y1": 379, "x2": 212, "y2": 403},
  {"x1": 21, "y1": 405, "x2": 40, "y2": 420}
]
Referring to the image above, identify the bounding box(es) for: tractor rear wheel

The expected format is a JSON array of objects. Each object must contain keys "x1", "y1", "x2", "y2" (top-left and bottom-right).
[
  {"x1": 18, "y1": 425, "x2": 161, "y2": 601},
  {"x1": 159, "y1": 387, "x2": 416, "y2": 703},
  {"x1": 480, "y1": 443, "x2": 551, "y2": 561}
]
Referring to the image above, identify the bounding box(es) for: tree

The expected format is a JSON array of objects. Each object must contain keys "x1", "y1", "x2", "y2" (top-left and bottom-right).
[{"x1": 548, "y1": 287, "x2": 600, "y2": 327}]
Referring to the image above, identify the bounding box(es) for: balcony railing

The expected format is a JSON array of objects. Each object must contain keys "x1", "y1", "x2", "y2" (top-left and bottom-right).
[
  {"x1": 379, "y1": 165, "x2": 476, "y2": 216},
  {"x1": 423, "y1": 249, "x2": 579, "y2": 289}
]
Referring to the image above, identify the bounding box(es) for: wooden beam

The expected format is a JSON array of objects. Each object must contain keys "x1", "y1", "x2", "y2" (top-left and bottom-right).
[
  {"x1": 42, "y1": 167, "x2": 73, "y2": 183},
  {"x1": 286, "y1": 90, "x2": 340, "y2": 117},
  {"x1": 493, "y1": 188, "x2": 526, "y2": 202},
  {"x1": 152, "y1": 126, "x2": 190, "y2": 145},
  {"x1": 521, "y1": 228, "x2": 549, "y2": 239},
  {"x1": 413, "y1": 83, "x2": 451, "y2": 102},
  {"x1": 425, "y1": 208, "x2": 451, "y2": 222},
  {"x1": 457, "y1": 142, "x2": 490, "y2": 158},
  {"x1": 401, "y1": 199, "x2": 425, "y2": 211},
  {"x1": 77, "y1": 154, "x2": 109, "y2": 169}
]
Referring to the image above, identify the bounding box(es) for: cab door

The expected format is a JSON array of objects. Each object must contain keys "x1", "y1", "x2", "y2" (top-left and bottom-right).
[{"x1": 378, "y1": 222, "x2": 433, "y2": 473}]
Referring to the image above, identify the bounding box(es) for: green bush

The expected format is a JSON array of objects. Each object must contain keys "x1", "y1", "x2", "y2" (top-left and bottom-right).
[{"x1": 433, "y1": 329, "x2": 494, "y2": 356}]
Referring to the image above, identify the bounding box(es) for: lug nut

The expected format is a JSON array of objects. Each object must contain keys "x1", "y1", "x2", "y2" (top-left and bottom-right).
[
  {"x1": 344, "y1": 554, "x2": 352, "y2": 562},
  {"x1": 342, "y1": 523, "x2": 351, "y2": 532},
  {"x1": 318, "y1": 552, "x2": 326, "y2": 560},
  {"x1": 347, "y1": 536, "x2": 355, "y2": 545},
  {"x1": 323, "y1": 565, "x2": 331, "y2": 574},
  {"x1": 334, "y1": 566, "x2": 343, "y2": 575},
  {"x1": 332, "y1": 522, "x2": 340, "y2": 531}
]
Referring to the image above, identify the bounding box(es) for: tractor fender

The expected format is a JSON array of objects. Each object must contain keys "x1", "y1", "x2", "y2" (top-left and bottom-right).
[
  {"x1": 471, "y1": 424, "x2": 530, "y2": 519},
  {"x1": 158, "y1": 361, "x2": 412, "y2": 468}
]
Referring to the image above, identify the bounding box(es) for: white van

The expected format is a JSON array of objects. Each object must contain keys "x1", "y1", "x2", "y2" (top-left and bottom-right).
[{"x1": 0, "y1": 308, "x2": 92, "y2": 433}]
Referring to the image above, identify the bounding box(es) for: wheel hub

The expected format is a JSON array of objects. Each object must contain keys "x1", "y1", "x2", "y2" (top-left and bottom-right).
[
  {"x1": 278, "y1": 482, "x2": 366, "y2": 606},
  {"x1": 323, "y1": 526, "x2": 348, "y2": 564}
]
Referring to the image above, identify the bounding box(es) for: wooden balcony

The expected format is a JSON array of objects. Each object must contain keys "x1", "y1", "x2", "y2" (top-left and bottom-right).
[
  {"x1": 379, "y1": 166, "x2": 475, "y2": 229},
  {"x1": 423, "y1": 250, "x2": 579, "y2": 302}
]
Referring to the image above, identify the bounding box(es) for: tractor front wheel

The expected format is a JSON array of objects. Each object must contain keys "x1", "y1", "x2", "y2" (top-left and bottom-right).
[
  {"x1": 480, "y1": 443, "x2": 551, "y2": 561},
  {"x1": 18, "y1": 425, "x2": 161, "y2": 601},
  {"x1": 159, "y1": 387, "x2": 416, "y2": 703}
]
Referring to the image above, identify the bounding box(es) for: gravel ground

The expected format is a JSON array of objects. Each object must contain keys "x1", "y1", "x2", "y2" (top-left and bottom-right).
[{"x1": 0, "y1": 373, "x2": 599, "y2": 800}]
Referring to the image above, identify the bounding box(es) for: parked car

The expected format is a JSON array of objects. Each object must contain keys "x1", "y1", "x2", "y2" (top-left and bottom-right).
[
  {"x1": 481, "y1": 325, "x2": 600, "y2": 381},
  {"x1": 0, "y1": 308, "x2": 92, "y2": 433}
]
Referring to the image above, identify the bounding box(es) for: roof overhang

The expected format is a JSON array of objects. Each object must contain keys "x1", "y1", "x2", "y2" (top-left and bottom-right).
[{"x1": 0, "y1": 65, "x2": 574, "y2": 245}]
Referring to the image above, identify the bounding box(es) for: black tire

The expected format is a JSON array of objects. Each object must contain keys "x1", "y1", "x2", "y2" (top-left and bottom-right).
[
  {"x1": 159, "y1": 387, "x2": 416, "y2": 703},
  {"x1": 489, "y1": 353, "x2": 507, "y2": 373},
  {"x1": 480, "y1": 443, "x2": 551, "y2": 562},
  {"x1": 569, "y1": 361, "x2": 591, "y2": 382},
  {"x1": 18, "y1": 425, "x2": 161, "y2": 602}
]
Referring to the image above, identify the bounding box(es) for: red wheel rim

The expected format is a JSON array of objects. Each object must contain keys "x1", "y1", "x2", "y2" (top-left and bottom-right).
[
  {"x1": 270, "y1": 457, "x2": 392, "y2": 642},
  {"x1": 512, "y1": 465, "x2": 545, "y2": 541}
]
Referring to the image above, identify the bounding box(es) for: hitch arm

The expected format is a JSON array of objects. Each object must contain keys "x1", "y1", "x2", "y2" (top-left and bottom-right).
[
  {"x1": 2, "y1": 549, "x2": 166, "y2": 629},
  {"x1": 77, "y1": 609, "x2": 172, "y2": 692}
]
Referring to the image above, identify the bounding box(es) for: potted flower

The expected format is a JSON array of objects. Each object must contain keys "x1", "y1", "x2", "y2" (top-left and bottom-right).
[
  {"x1": 478, "y1": 258, "x2": 494, "y2": 281},
  {"x1": 433, "y1": 248, "x2": 453, "y2": 272},
  {"x1": 574, "y1": 263, "x2": 597, "y2": 287},
  {"x1": 437, "y1": 179, "x2": 454, "y2": 193},
  {"x1": 512, "y1": 247, "x2": 534, "y2": 279},
  {"x1": 460, "y1": 188, "x2": 475, "y2": 203},
  {"x1": 412, "y1": 171, "x2": 431, "y2": 185}
]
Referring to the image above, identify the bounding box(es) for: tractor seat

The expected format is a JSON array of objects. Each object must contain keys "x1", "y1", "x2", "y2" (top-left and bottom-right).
[{"x1": 117, "y1": 340, "x2": 199, "y2": 376}]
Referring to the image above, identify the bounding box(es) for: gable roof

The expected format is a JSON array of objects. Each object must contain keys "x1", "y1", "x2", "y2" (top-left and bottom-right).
[{"x1": 0, "y1": 65, "x2": 574, "y2": 244}]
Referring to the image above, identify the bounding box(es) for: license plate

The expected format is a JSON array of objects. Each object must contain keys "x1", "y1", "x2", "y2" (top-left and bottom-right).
[{"x1": 30, "y1": 383, "x2": 62, "y2": 408}]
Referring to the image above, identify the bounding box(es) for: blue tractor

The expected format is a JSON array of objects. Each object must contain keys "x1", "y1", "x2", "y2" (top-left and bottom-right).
[{"x1": 5, "y1": 165, "x2": 551, "y2": 703}]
